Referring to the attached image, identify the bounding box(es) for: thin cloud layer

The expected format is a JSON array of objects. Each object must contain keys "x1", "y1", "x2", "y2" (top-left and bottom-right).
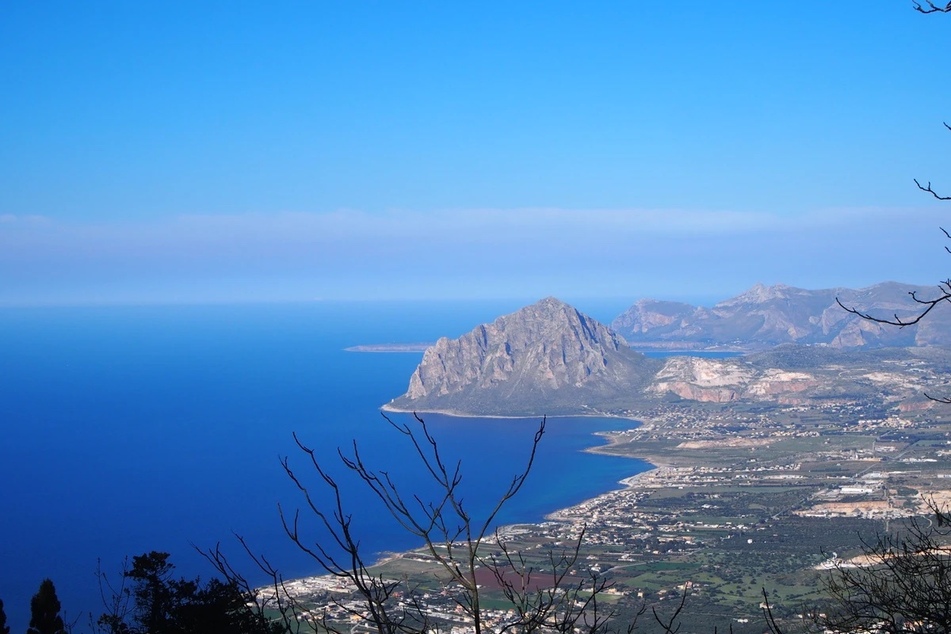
[{"x1": 1, "y1": 207, "x2": 948, "y2": 305}]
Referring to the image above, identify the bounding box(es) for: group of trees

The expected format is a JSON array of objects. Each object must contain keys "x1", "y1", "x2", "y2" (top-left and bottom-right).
[
  {"x1": 94, "y1": 551, "x2": 283, "y2": 634},
  {"x1": 0, "y1": 580, "x2": 65, "y2": 634},
  {"x1": 0, "y1": 554, "x2": 282, "y2": 634}
]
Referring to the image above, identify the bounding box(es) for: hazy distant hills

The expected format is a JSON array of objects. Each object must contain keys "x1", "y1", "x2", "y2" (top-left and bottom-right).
[
  {"x1": 385, "y1": 297, "x2": 662, "y2": 416},
  {"x1": 612, "y1": 282, "x2": 951, "y2": 350}
]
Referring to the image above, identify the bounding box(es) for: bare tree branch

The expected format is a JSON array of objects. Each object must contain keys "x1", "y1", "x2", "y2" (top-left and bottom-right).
[
  {"x1": 198, "y1": 537, "x2": 309, "y2": 634},
  {"x1": 651, "y1": 586, "x2": 688, "y2": 634},
  {"x1": 819, "y1": 500, "x2": 951, "y2": 634},
  {"x1": 760, "y1": 589, "x2": 785, "y2": 634},
  {"x1": 914, "y1": 1, "x2": 951, "y2": 14},
  {"x1": 836, "y1": 280, "x2": 951, "y2": 328},
  {"x1": 915, "y1": 178, "x2": 951, "y2": 200}
]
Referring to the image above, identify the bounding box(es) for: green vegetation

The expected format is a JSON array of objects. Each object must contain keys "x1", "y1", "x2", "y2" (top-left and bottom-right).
[{"x1": 96, "y1": 552, "x2": 283, "y2": 634}]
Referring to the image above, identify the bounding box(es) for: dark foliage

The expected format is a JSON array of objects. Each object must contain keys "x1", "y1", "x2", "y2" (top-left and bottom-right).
[
  {"x1": 97, "y1": 551, "x2": 284, "y2": 634},
  {"x1": 0, "y1": 598, "x2": 9, "y2": 634},
  {"x1": 28, "y1": 579, "x2": 65, "y2": 634}
]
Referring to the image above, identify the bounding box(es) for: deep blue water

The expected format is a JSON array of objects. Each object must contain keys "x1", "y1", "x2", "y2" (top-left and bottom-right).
[{"x1": 0, "y1": 301, "x2": 650, "y2": 632}]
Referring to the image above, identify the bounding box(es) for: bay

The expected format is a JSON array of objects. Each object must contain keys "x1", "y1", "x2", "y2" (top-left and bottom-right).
[{"x1": 0, "y1": 301, "x2": 649, "y2": 632}]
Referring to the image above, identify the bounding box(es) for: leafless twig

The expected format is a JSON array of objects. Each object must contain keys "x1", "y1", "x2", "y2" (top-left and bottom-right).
[
  {"x1": 836, "y1": 279, "x2": 951, "y2": 328},
  {"x1": 914, "y1": 1, "x2": 951, "y2": 14}
]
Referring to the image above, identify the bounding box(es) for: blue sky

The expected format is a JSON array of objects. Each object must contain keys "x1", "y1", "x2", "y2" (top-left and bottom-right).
[{"x1": 2, "y1": 2, "x2": 951, "y2": 306}]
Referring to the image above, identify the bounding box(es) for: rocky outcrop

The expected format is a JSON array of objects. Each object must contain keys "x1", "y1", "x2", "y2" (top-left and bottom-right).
[
  {"x1": 646, "y1": 357, "x2": 820, "y2": 404},
  {"x1": 612, "y1": 282, "x2": 951, "y2": 350},
  {"x1": 612, "y1": 299, "x2": 699, "y2": 335},
  {"x1": 386, "y1": 297, "x2": 661, "y2": 416}
]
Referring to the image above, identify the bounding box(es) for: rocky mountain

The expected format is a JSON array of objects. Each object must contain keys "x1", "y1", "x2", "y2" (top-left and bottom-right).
[
  {"x1": 385, "y1": 297, "x2": 662, "y2": 416},
  {"x1": 611, "y1": 282, "x2": 951, "y2": 350}
]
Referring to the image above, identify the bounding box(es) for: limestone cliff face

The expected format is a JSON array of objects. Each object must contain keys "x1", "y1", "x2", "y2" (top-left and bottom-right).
[{"x1": 388, "y1": 297, "x2": 661, "y2": 416}]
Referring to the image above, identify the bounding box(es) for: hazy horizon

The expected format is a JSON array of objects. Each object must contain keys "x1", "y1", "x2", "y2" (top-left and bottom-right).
[{"x1": 3, "y1": 3, "x2": 950, "y2": 304}]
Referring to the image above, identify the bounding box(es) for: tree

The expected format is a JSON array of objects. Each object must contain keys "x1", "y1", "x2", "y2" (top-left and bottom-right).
[
  {"x1": 125, "y1": 551, "x2": 177, "y2": 634},
  {"x1": 27, "y1": 579, "x2": 65, "y2": 634},
  {"x1": 97, "y1": 551, "x2": 284, "y2": 634},
  {"x1": 209, "y1": 414, "x2": 634, "y2": 634},
  {"x1": 0, "y1": 598, "x2": 10, "y2": 634},
  {"x1": 815, "y1": 501, "x2": 951, "y2": 634}
]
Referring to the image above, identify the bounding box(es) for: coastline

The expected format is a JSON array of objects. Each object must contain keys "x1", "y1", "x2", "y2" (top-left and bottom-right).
[
  {"x1": 376, "y1": 406, "x2": 658, "y2": 531},
  {"x1": 380, "y1": 402, "x2": 644, "y2": 423},
  {"x1": 364, "y1": 420, "x2": 659, "y2": 565},
  {"x1": 345, "y1": 343, "x2": 433, "y2": 353},
  {"x1": 272, "y1": 417, "x2": 663, "y2": 608},
  {"x1": 544, "y1": 426, "x2": 670, "y2": 522},
  {"x1": 346, "y1": 409, "x2": 659, "y2": 568}
]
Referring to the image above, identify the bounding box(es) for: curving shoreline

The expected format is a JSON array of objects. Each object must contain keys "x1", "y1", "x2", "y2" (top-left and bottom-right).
[
  {"x1": 281, "y1": 412, "x2": 661, "y2": 578},
  {"x1": 377, "y1": 407, "x2": 660, "y2": 528},
  {"x1": 375, "y1": 411, "x2": 661, "y2": 564},
  {"x1": 543, "y1": 427, "x2": 672, "y2": 522}
]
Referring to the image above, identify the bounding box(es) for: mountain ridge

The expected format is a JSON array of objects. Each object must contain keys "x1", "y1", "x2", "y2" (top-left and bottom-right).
[{"x1": 611, "y1": 281, "x2": 951, "y2": 350}]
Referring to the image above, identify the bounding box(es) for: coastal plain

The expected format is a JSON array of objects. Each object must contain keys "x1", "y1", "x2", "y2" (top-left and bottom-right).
[
  {"x1": 284, "y1": 398, "x2": 951, "y2": 633},
  {"x1": 285, "y1": 285, "x2": 951, "y2": 632}
]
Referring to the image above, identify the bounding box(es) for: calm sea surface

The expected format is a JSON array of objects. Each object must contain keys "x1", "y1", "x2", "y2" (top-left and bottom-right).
[{"x1": 0, "y1": 301, "x2": 652, "y2": 631}]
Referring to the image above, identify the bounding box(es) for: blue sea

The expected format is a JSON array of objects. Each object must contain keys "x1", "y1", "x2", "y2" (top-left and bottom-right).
[{"x1": 0, "y1": 300, "x2": 653, "y2": 632}]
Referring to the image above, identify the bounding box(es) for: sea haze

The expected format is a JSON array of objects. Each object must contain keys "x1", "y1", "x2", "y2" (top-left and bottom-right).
[{"x1": 0, "y1": 301, "x2": 650, "y2": 631}]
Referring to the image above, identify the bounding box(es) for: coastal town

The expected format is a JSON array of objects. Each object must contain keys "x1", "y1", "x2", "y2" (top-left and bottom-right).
[{"x1": 268, "y1": 398, "x2": 951, "y2": 633}]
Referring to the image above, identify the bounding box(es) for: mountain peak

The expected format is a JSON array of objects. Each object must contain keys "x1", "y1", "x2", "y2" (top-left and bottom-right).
[
  {"x1": 718, "y1": 283, "x2": 795, "y2": 306},
  {"x1": 386, "y1": 299, "x2": 658, "y2": 416},
  {"x1": 520, "y1": 296, "x2": 576, "y2": 315}
]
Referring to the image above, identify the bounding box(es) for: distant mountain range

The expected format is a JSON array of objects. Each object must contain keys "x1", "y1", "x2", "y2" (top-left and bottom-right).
[
  {"x1": 612, "y1": 282, "x2": 951, "y2": 350},
  {"x1": 385, "y1": 284, "x2": 951, "y2": 417}
]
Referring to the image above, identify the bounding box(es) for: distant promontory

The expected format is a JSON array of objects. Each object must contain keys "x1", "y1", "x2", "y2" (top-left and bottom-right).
[{"x1": 384, "y1": 297, "x2": 661, "y2": 417}]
